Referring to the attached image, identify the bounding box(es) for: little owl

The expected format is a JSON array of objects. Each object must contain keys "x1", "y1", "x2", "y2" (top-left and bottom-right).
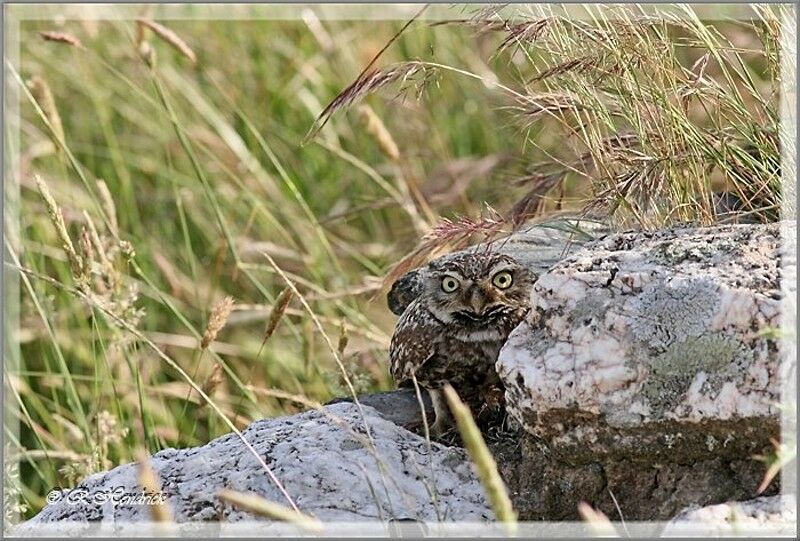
[{"x1": 388, "y1": 251, "x2": 534, "y2": 432}]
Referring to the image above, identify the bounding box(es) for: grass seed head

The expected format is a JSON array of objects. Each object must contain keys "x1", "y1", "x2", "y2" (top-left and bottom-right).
[
  {"x1": 136, "y1": 18, "x2": 197, "y2": 65},
  {"x1": 27, "y1": 76, "x2": 65, "y2": 151},
  {"x1": 201, "y1": 362, "x2": 225, "y2": 403},
  {"x1": 34, "y1": 175, "x2": 82, "y2": 276},
  {"x1": 337, "y1": 320, "x2": 349, "y2": 357},
  {"x1": 201, "y1": 296, "x2": 234, "y2": 350},
  {"x1": 39, "y1": 31, "x2": 83, "y2": 49},
  {"x1": 261, "y1": 288, "x2": 293, "y2": 345}
]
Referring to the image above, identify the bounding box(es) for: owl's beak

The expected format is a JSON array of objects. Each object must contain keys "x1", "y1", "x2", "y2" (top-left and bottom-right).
[{"x1": 468, "y1": 287, "x2": 488, "y2": 315}]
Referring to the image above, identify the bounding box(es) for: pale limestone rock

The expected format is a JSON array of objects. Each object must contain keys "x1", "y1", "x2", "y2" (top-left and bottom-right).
[{"x1": 498, "y1": 223, "x2": 785, "y2": 460}]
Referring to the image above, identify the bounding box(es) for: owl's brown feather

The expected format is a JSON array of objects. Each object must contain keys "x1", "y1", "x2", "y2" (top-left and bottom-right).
[{"x1": 388, "y1": 251, "x2": 534, "y2": 424}]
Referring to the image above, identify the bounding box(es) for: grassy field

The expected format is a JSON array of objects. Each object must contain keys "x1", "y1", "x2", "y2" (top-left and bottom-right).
[{"x1": 5, "y1": 4, "x2": 788, "y2": 519}]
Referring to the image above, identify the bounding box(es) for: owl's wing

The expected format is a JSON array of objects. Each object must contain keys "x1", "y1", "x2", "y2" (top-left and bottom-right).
[{"x1": 389, "y1": 303, "x2": 438, "y2": 385}]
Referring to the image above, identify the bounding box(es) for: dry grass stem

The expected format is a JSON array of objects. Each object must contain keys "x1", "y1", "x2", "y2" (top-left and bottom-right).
[
  {"x1": 357, "y1": 105, "x2": 400, "y2": 161},
  {"x1": 442, "y1": 385, "x2": 517, "y2": 534},
  {"x1": 95, "y1": 180, "x2": 119, "y2": 238},
  {"x1": 217, "y1": 489, "x2": 323, "y2": 533},
  {"x1": 754, "y1": 437, "x2": 795, "y2": 494},
  {"x1": 136, "y1": 450, "x2": 174, "y2": 523}
]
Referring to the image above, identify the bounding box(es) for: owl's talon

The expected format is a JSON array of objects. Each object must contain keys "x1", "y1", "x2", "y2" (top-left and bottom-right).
[{"x1": 428, "y1": 388, "x2": 453, "y2": 437}]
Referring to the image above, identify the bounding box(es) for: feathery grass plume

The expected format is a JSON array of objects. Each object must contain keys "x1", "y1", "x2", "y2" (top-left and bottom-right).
[
  {"x1": 136, "y1": 18, "x2": 197, "y2": 64},
  {"x1": 491, "y1": 17, "x2": 556, "y2": 53},
  {"x1": 39, "y1": 31, "x2": 84, "y2": 49},
  {"x1": 136, "y1": 450, "x2": 173, "y2": 523},
  {"x1": 517, "y1": 92, "x2": 590, "y2": 124},
  {"x1": 577, "y1": 502, "x2": 618, "y2": 537},
  {"x1": 26, "y1": 76, "x2": 65, "y2": 151},
  {"x1": 217, "y1": 489, "x2": 323, "y2": 533},
  {"x1": 304, "y1": 4, "x2": 428, "y2": 143},
  {"x1": 529, "y1": 56, "x2": 596, "y2": 84},
  {"x1": 507, "y1": 171, "x2": 566, "y2": 227},
  {"x1": 256, "y1": 287, "x2": 293, "y2": 358},
  {"x1": 305, "y1": 62, "x2": 434, "y2": 142},
  {"x1": 357, "y1": 105, "x2": 400, "y2": 161},
  {"x1": 201, "y1": 296, "x2": 234, "y2": 350},
  {"x1": 382, "y1": 208, "x2": 508, "y2": 291},
  {"x1": 34, "y1": 175, "x2": 82, "y2": 276},
  {"x1": 95, "y1": 180, "x2": 119, "y2": 238},
  {"x1": 442, "y1": 385, "x2": 517, "y2": 534},
  {"x1": 423, "y1": 212, "x2": 507, "y2": 245}
]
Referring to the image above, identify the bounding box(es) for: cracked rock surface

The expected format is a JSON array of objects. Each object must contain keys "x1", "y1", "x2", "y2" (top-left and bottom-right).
[
  {"x1": 498, "y1": 222, "x2": 785, "y2": 462},
  {"x1": 17, "y1": 403, "x2": 490, "y2": 530}
]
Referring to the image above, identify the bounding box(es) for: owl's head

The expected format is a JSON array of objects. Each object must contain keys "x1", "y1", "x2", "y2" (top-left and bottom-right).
[{"x1": 419, "y1": 251, "x2": 534, "y2": 326}]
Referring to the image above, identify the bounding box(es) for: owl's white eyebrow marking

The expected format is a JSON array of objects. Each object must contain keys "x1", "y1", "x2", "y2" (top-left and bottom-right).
[{"x1": 489, "y1": 262, "x2": 516, "y2": 275}]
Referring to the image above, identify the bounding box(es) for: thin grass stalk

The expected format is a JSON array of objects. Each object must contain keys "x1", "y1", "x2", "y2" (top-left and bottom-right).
[
  {"x1": 442, "y1": 385, "x2": 517, "y2": 534},
  {"x1": 217, "y1": 489, "x2": 322, "y2": 532},
  {"x1": 136, "y1": 451, "x2": 173, "y2": 523},
  {"x1": 260, "y1": 252, "x2": 402, "y2": 511}
]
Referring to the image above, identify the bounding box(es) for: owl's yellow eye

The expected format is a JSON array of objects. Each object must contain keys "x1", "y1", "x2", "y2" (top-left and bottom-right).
[
  {"x1": 492, "y1": 270, "x2": 513, "y2": 289},
  {"x1": 441, "y1": 276, "x2": 460, "y2": 293}
]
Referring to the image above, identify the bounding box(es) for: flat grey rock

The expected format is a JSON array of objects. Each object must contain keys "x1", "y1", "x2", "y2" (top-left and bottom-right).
[{"x1": 15, "y1": 403, "x2": 490, "y2": 533}]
